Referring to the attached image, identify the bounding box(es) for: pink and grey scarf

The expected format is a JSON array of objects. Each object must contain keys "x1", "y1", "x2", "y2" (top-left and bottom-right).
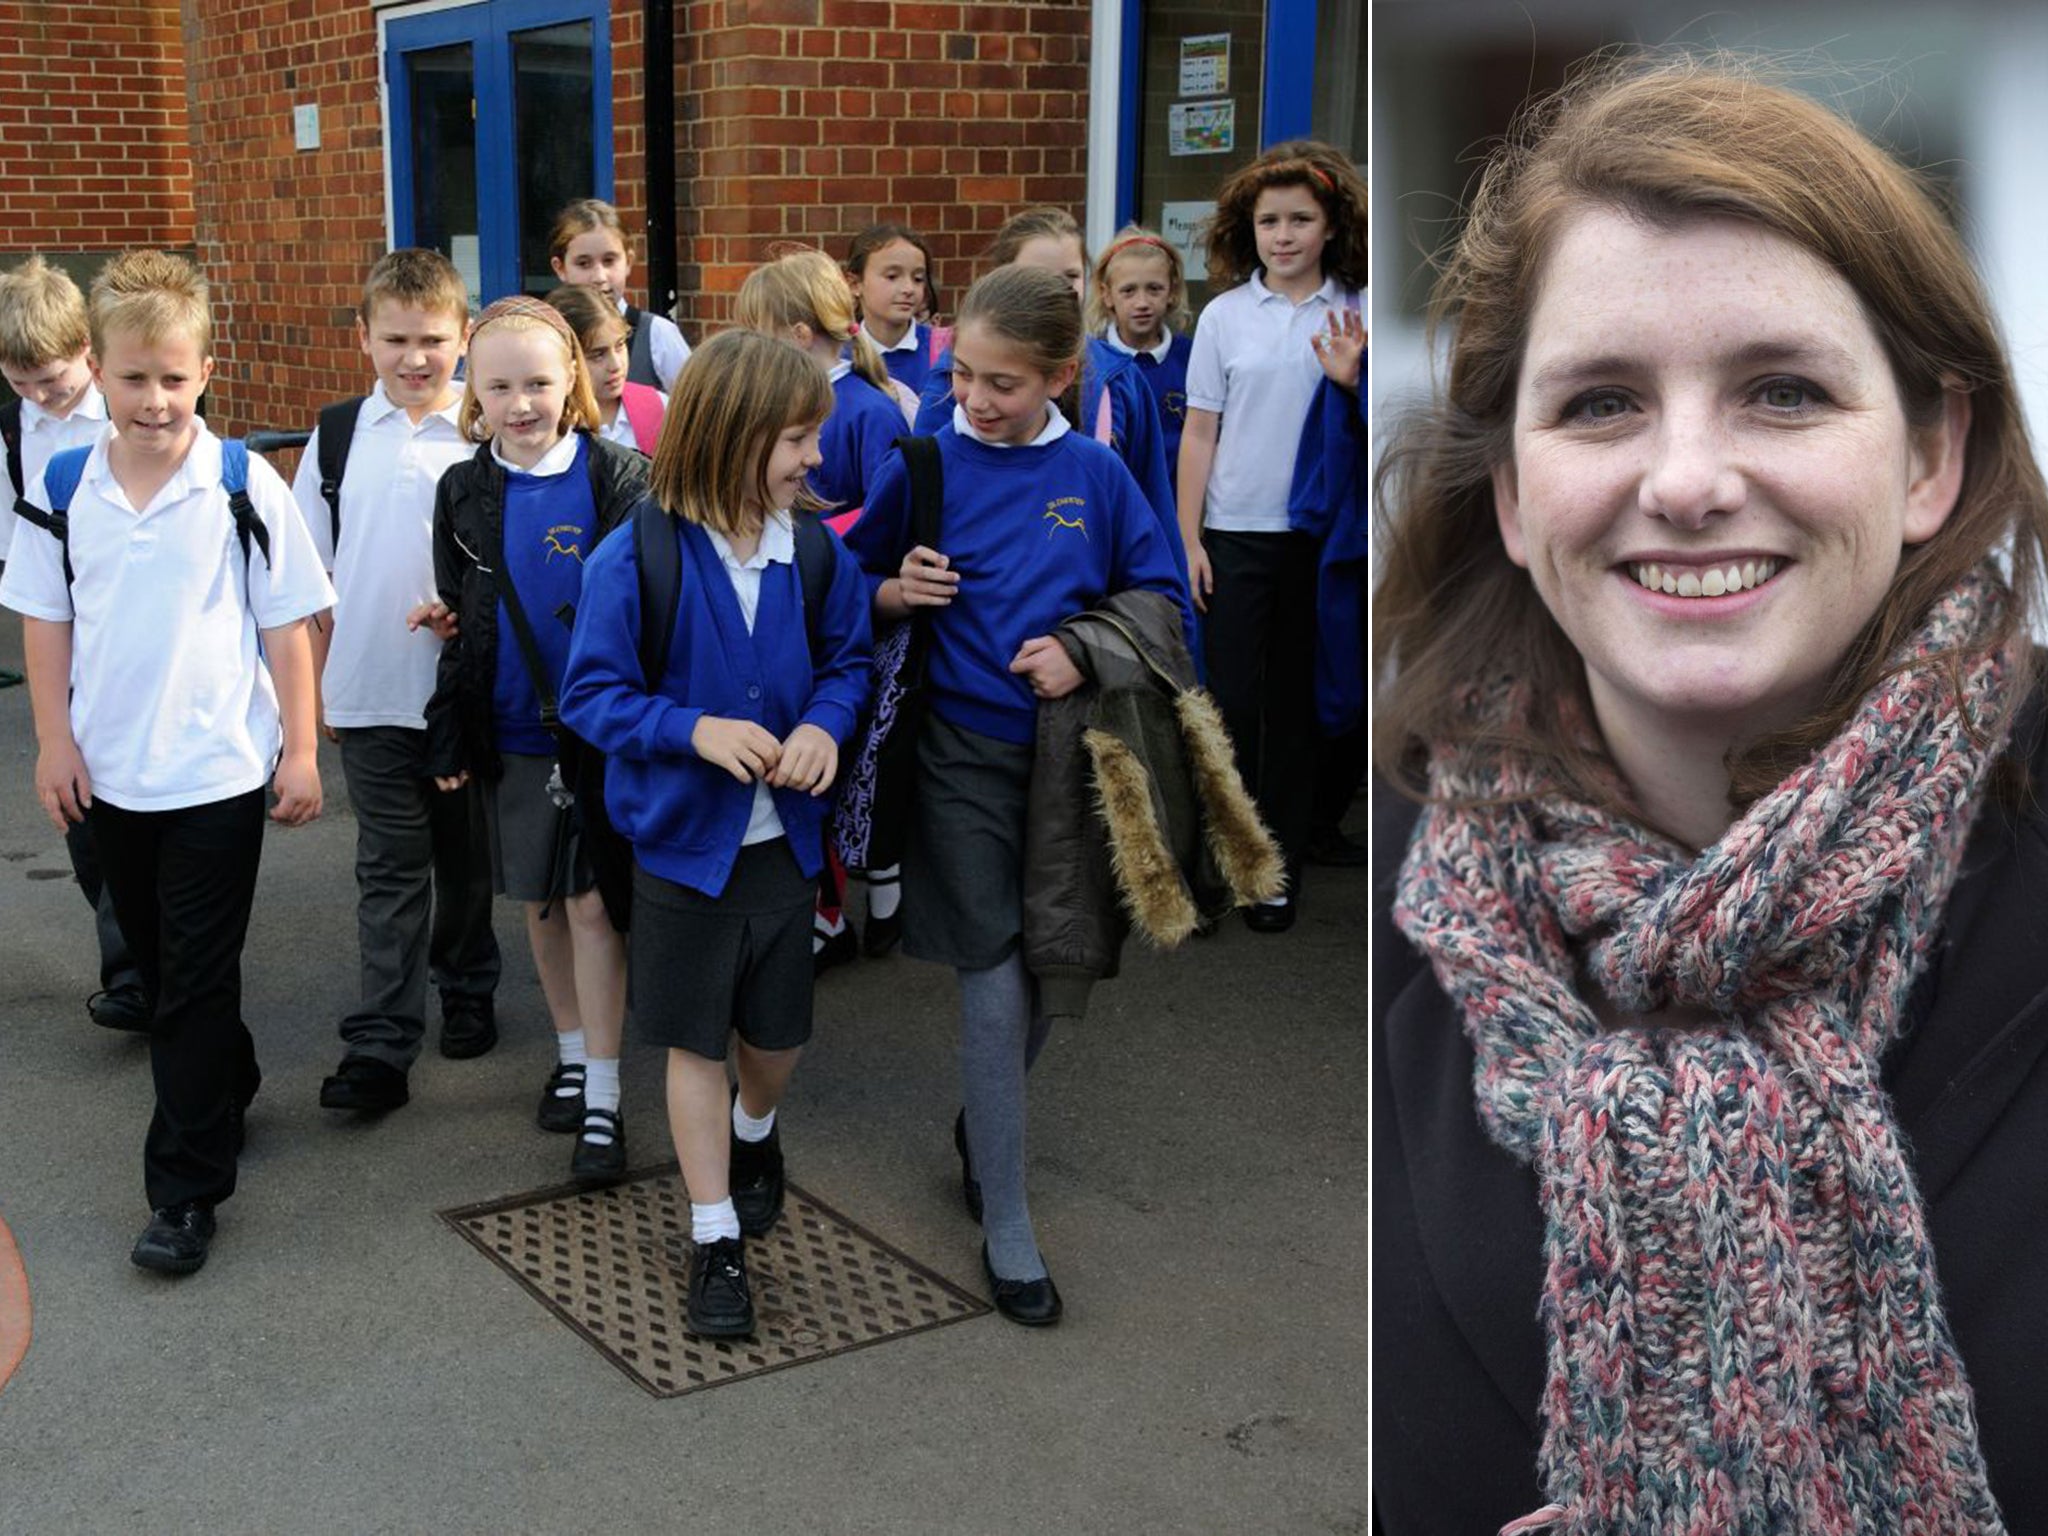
[{"x1": 1394, "y1": 567, "x2": 2019, "y2": 1535}]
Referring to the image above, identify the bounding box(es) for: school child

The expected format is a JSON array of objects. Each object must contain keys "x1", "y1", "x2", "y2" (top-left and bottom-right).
[
  {"x1": 0, "y1": 256, "x2": 146, "y2": 1026},
  {"x1": 844, "y1": 266, "x2": 1191, "y2": 1324},
  {"x1": 1, "y1": 251, "x2": 332, "y2": 1275},
  {"x1": 1087, "y1": 228, "x2": 1194, "y2": 495},
  {"x1": 544, "y1": 281, "x2": 667, "y2": 455},
  {"x1": 418, "y1": 296, "x2": 649, "y2": 1182},
  {"x1": 559, "y1": 329, "x2": 872, "y2": 1337},
  {"x1": 290, "y1": 248, "x2": 502, "y2": 1112},
  {"x1": 845, "y1": 223, "x2": 944, "y2": 398},
  {"x1": 735, "y1": 248, "x2": 906, "y2": 969},
  {"x1": 911, "y1": 209, "x2": 1185, "y2": 594},
  {"x1": 548, "y1": 198, "x2": 691, "y2": 392},
  {"x1": 1176, "y1": 140, "x2": 1367, "y2": 933}
]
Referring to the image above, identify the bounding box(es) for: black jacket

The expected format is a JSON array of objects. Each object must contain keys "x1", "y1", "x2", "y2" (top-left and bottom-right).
[
  {"x1": 1372, "y1": 715, "x2": 2048, "y2": 1535},
  {"x1": 424, "y1": 432, "x2": 649, "y2": 782}
]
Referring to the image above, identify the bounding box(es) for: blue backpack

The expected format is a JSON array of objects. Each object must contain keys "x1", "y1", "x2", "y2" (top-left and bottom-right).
[{"x1": 16, "y1": 439, "x2": 271, "y2": 591}]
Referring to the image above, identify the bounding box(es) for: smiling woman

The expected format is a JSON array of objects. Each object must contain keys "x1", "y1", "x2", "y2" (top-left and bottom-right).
[{"x1": 1371, "y1": 54, "x2": 2048, "y2": 1536}]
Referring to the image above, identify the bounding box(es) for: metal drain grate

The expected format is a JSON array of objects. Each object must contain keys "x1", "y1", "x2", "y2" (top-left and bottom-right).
[{"x1": 441, "y1": 1165, "x2": 990, "y2": 1397}]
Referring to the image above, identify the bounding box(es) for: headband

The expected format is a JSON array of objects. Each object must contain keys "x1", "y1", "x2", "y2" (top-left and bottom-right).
[
  {"x1": 470, "y1": 294, "x2": 580, "y2": 355},
  {"x1": 1102, "y1": 233, "x2": 1175, "y2": 265},
  {"x1": 1299, "y1": 162, "x2": 1336, "y2": 193}
]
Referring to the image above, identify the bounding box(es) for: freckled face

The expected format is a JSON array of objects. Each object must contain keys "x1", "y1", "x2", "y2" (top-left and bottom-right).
[{"x1": 1492, "y1": 208, "x2": 1967, "y2": 755}]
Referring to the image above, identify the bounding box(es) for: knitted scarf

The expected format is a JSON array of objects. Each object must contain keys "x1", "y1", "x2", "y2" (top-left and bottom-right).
[{"x1": 1393, "y1": 567, "x2": 2019, "y2": 1535}]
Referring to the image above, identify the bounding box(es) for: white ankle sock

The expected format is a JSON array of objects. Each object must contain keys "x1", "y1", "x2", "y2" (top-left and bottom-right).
[
  {"x1": 691, "y1": 1199, "x2": 741, "y2": 1244},
  {"x1": 732, "y1": 1097, "x2": 776, "y2": 1142},
  {"x1": 557, "y1": 1028, "x2": 588, "y2": 1065},
  {"x1": 584, "y1": 1056, "x2": 621, "y2": 1113},
  {"x1": 867, "y1": 864, "x2": 902, "y2": 920}
]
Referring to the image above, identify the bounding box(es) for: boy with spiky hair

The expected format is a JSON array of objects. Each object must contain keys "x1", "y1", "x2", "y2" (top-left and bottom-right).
[
  {"x1": 0, "y1": 256, "x2": 147, "y2": 1027},
  {"x1": 291, "y1": 249, "x2": 500, "y2": 1115},
  {"x1": 0, "y1": 251, "x2": 333, "y2": 1276}
]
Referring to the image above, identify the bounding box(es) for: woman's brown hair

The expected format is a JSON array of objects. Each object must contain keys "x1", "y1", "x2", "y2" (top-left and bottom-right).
[
  {"x1": 646, "y1": 329, "x2": 833, "y2": 538},
  {"x1": 1373, "y1": 52, "x2": 2048, "y2": 810},
  {"x1": 1205, "y1": 140, "x2": 1367, "y2": 291}
]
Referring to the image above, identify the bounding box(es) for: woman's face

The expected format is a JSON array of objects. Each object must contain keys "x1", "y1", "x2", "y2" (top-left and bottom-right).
[{"x1": 1492, "y1": 208, "x2": 1968, "y2": 755}]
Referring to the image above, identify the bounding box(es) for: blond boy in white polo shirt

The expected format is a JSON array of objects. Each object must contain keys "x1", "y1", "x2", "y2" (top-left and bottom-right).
[
  {"x1": 0, "y1": 256, "x2": 147, "y2": 1031},
  {"x1": 0, "y1": 251, "x2": 333, "y2": 1277}
]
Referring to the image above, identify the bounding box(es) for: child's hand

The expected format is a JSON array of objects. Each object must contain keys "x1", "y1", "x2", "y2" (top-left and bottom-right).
[
  {"x1": 692, "y1": 716, "x2": 783, "y2": 784},
  {"x1": 271, "y1": 754, "x2": 323, "y2": 826},
  {"x1": 1009, "y1": 636, "x2": 1084, "y2": 700},
  {"x1": 1186, "y1": 541, "x2": 1214, "y2": 615},
  {"x1": 896, "y1": 546, "x2": 959, "y2": 608},
  {"x1": 434, "y1": 772, "x2": 471, "y2": 792},
  {"x1": 407, "y1": 600, "x2": 460, "y2": 641},
  {"x1": 34, "y1": 738, "x2": 92, "y2": 830},
  {"x1": 769, "y1": 723, "x2": 838, "y2": 795},
  {"x1": 1311, "y1": 309, "x2": 1365, "y2": 392}
]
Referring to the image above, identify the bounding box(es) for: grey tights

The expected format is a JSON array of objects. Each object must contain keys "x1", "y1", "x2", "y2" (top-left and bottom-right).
[{"x1": 958, "y1": 951, "x2": 1054, "y2": 1280}]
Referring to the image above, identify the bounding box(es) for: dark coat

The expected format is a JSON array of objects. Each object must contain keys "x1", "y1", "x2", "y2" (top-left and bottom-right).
[
  {"x1": 1372, "y1": 715, "x2": 2048, "y2": 1535},
  {"x1": 424, "y1": 432, "x2": 649, "y2": 783}
]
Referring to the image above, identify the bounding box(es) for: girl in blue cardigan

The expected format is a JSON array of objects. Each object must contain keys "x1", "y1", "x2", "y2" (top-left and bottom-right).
[
  {"x1": 560, "y1": 331, "x2": 872, "y2": 1338},
  {"x1": 846, "y1": 265, "x2": 1192, "y2": 1325}
]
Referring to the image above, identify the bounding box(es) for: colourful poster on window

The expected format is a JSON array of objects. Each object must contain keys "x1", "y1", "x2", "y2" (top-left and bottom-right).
[
  {"x1": 1179, "y1": 33, "x2": 1229, "y2": 96},
  {"x1": 1168, "y1": 100, "x2": 1235, "y2": 156}
]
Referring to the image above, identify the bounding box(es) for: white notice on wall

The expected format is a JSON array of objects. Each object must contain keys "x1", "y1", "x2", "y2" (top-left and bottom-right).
[
  {"x1": 1160, "y1": 201, "x2": 1211, "y2": 281},
  {"x1": 1168, "y1": 101, "x2": 1234, "y2": 157},
  {"x1": 1179, "y1": 33, "x2": 1229, "y2": 96}
]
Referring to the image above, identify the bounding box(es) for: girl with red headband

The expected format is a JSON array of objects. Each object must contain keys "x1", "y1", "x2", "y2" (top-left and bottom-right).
[{"x1": 1087, "y1": 227, "x2": 1194, "y2": 495}]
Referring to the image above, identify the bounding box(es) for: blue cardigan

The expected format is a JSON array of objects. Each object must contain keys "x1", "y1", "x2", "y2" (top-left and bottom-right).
[
  {"x1": 1287, "y1": 374, "x2": 1367, "y2": 738},
  {"x1": 559, "y1": 511, "x2": 873, "y2": 897}
]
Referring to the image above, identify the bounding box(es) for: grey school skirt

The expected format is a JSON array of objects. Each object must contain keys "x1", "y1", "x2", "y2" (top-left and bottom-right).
[
  {"x1": 483, "y1": 751, "x2": 597, "y2": 903},
  {"x1": 901, "y1": 713, "x2": 1032, "y2": 970}
]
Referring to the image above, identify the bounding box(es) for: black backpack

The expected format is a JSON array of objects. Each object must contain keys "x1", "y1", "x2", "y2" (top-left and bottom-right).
[
  {"x1": 313, "y1": 396, "x2": 368, "y2": 553},
  {"x1": 630, "y1": 502, "x2": 836, "y2": 689}
]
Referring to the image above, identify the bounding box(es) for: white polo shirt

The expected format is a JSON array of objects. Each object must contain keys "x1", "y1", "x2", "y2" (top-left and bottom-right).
[
  {"x1": 705, "y1": 510, "x2": 796, "y2": 847},
  {"x1": 1185, "y1": 274, "x2": 1364, "y2": 533},
  {"x1": 615, "y1": 298, "x2": 691, "y2": 392},
  {"x1": 0, "y1": 384, "x2": 109, "y2": 560},
  {"x1": 290, "y1": 383, "x2": 472, "y2": 730},
  {"x1": 0, "y1": 424, "x2": 335, "y2": 811}
]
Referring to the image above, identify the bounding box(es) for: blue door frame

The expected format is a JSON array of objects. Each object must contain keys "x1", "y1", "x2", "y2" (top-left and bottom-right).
[
  {"x1": 385, "y1": 0, "x2": 614, "y2": 304},
  {"x1": 1114, "y1": 0, "x2": 1319, "y2": 226}
]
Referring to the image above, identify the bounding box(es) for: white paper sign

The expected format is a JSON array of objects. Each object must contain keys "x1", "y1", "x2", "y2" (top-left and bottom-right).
[
  {"x1": 1168, "y1": 101, "x2": 1235, "y2": 157},
  {"x1": 1179, "y1": 33, "x2": 1229, "y2": 96},
  {"x1": 1160, "y1": 201, "x2": 1211, "y2": 281}
]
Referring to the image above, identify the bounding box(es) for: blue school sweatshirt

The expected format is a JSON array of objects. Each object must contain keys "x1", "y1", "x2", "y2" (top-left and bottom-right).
[
  {"x1": 877, "y1": 321, "x2": 936, "y2": 397},
  {"x1": 558, "y1": 513, "x2": 873, "y2": 897},
  {"x1": 843, "y1": 419, "x2": 1192, "y2": 747},
  {"x1": 493, "y1": 434, "x2": 598, "y2": 754},
  {"x1": 1120, "y1": 331, "x2": 1193, "y2": 493},
  {"x1": 814, "y1": 370, "x2": 903, "y2": 513},
  {"x1": 912, "y1": 344, "x2": 1184, "y2": 591}
]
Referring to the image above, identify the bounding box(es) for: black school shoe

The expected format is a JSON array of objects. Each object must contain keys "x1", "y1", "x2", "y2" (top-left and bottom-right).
[
  {"x1": 318, "y1": 1055, "x2": 410, "y2": 1112},
  {"x1": 131, "y1": 1201, "x2": 216, "y2": 1276},
  {"x1": 87, "y1": 984, "x2": 154, "y2": 1034},
  {"x1": 686, "y1": 1237, "x2": 755, "y2": 1337},
  {"x1": 570, "y1": 1107, "x2": 627, "y2": 1185},
  {"x1": 438, "y1": 993, "x2": 498, "y2": 1060},
  {"x1": 1243, "y1": 894, "x2": 1298, "y2": 934},
  {"x1": 536, "y1": 1061, "x2": 587, "y2": 1133},
  {"x1": 730, "y1": 1121, "x2": 786, "y2": 1236},
  {"x1": 813, "y1": 921, "x2": 858, "y2": 977},
  {"x1": 981, "y1": 1244, "x2": 1062, "y2": 1327}
]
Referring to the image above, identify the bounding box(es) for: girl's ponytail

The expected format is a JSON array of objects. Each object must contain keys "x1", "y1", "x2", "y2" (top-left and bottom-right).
[{"x1": 735, "y1": 247, "x2": 891, "y2": 393}]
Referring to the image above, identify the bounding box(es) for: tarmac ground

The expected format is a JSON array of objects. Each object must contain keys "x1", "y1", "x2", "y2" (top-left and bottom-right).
[{"x1": 0, "y1": 615, "x2": 1366, "y2": 1536}]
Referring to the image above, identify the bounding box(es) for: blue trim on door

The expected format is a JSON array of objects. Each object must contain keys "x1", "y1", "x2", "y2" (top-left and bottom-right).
[
  {"x1": 386, "y1": 0, "x2": 612, "y2": 303},
  {"x1": 1114, "y1": 0, "x2": 1142, "y2": 228},
  {"x1": 1261, "y1": 0, "x2": 1317, "y2": 145}
]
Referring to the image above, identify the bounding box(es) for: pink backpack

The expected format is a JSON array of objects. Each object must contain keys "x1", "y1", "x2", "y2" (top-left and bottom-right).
[{"x1": 620, "y1": 382, "x2": 665, "y2": 455}]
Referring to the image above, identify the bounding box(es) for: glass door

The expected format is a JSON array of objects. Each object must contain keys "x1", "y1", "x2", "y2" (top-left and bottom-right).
[{"x1": 385, "y1": 0, "x2": 612, "y2": 308}]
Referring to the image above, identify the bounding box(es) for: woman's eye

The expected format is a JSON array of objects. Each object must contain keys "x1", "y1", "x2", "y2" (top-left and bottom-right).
[
  {"x1": 1758, "y1": 379, "x2": 1818, "y2": 411},
  {"x1": 1564, "y1": 390, "x2": 1631, "y2": 423}
]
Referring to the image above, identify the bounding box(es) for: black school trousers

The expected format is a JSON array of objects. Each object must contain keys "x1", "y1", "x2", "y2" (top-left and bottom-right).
[
  {"x1": 1201, "y1": 528, "x2": 1319, "y2": 873},
  {"x1": 89, "y1": 787, "x2": 266, "y2": 1211}
]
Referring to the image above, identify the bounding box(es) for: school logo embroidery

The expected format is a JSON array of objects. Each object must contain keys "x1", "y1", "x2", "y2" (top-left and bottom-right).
[
  {"x1": 1043, "y1": 496, "x2": 1088, "y2": 540},
  {"x1": 543, "y1": 523, "x2": 585, "y2": 562},
  {"x1": 1164, "y1": 389, "x2": 1188, "y2": 423}
]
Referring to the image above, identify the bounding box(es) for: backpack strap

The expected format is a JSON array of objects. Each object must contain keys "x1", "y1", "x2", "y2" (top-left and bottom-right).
[
  {"x1": 894, "y1": 434, "x2": 943, "y2": 552},
  {"x1": 481, "y1": 489, "x2": 561, "y2": 732},
  {"x1": 791, "y1": 510, "x2": 835, "y2": 662},
  {"x1": 623, "y1": 303, "x2": 659, "y2": 388},
  {"x1": 316, "y1": 396, "x2": 366, "y2": 555},
  {"x1": 0, "y1": 399, "x2": 22, "y2": 502},
  {"x1": 26, "y1": 444, "x2": 90, "y2": 588},
  {"x1": 620, "y1": 382, "x2": 664, "y2": 456},
  {"x1": 633, "y1": 498, "x2": 682, "y2": 692},
  {"x1": 220, "y1": 439, "x2": 272, "y2": 572}
]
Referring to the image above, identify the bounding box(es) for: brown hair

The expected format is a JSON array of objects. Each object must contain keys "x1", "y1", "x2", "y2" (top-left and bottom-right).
[
  {"x1": 846, "y1": 222, "x2": 941, "y2": 324},
  {"x1": 547, "y1": 198, "x2": 630, "y2": 266},
  {"x1": 1372, "y1": 52, "x2": 2048, "y2": 812},
  {"x1": 457, "y1": 298, "x2": 602, "y2": 443},
  {"x1": 1086, "y1": 226, "x2": 1190, "y2": 337},
  {"x1": 360, "y1": 247, "x2": 470, "y2": 327},
  {"x1": 734, "y1": 246, "x2": 891, "y2": 394},
  {"x1": 986, "y1": 207, "x2": 1086, "y2": 274},
  {"x1": 647, "y1": 329, "x2": 833, "y2": 538},
  {"x1": 0, "y1": 256, "x2": 89, "y2": 370},
  {"x1": 88, "y1": 250, "x2": 210, "y2": 359},
  {"x1": 953, "y1": 264, "x2": 1085, "y2": 428},
  {"x1": 1204, "y1": 139, "x2": 1367, "y2": 291},
  {"x1": 543, "y1": 281, "x2": 631, "y2": 352}
]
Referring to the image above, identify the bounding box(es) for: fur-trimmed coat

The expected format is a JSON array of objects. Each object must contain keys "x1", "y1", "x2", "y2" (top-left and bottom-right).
[{"x1": 1025, "y1": 588, "x2": 1282, "y2": 1021}]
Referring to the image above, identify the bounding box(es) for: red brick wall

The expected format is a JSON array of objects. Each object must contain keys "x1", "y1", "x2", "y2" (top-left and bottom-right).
[
  {"x1": 673, "y1": 0, "x2": 1092, "y2": 334},
  {"x1": 0, "y1": 1, "x2": 194, "y2": 254}
]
